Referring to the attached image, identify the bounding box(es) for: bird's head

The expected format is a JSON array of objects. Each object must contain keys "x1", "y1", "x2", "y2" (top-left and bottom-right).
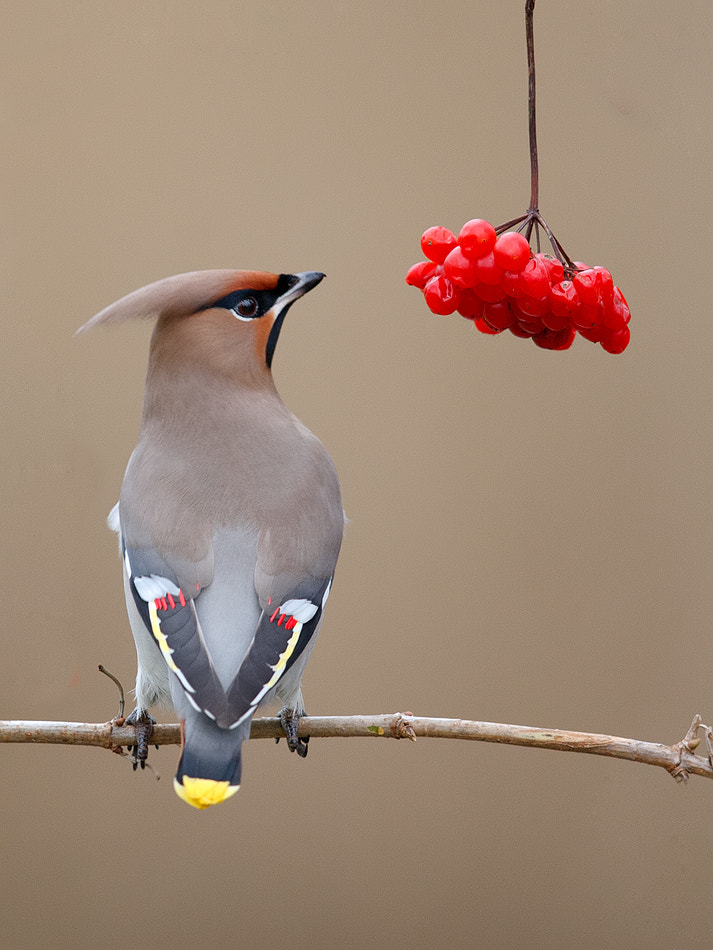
[{"x1": 77, "y1": 269, "x2": 325, "y2": 373}]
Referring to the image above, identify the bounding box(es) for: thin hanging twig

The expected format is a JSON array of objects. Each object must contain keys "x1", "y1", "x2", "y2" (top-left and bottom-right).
[{"x1": 526, "y1": 0, "x2": 539, "y2": 212}]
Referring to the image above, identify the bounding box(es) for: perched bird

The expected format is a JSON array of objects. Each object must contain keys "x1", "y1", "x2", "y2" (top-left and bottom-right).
[{"x1": 78, "y1": 270, "x2": 343, "y2": 809}]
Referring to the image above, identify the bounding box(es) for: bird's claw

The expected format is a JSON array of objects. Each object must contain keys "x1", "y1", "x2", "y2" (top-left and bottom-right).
[
  {"x1": 125, "y1": 709, "x2": 157, "y2": 770},
  {"x1": 277, "y1": 707, "x2": 310, "y2": 758}
]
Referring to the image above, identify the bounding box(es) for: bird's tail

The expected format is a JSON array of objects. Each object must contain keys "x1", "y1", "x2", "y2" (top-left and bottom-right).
[{"x1": 174, "y1": 713, "x2": 250, "y2": 810}]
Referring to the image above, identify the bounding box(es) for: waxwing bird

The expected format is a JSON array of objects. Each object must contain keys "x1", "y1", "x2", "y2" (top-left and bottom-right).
[{"x1": 78, "y1": 270, "x2": 343, "y2": 809}]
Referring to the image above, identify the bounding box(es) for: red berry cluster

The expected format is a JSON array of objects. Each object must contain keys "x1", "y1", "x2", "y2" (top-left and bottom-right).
[{"x1": 406, "y1": 220, "x2": 630, "y2": 354}]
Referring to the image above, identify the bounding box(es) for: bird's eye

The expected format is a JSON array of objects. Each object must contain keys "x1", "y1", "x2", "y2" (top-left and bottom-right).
[{"x1": 235, "y1": 296, "x2": 259, "y2": 319}]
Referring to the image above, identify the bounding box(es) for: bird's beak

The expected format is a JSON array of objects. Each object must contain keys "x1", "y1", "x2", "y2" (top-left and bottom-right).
[
  {"x1": 266, "y1": 272, "x2": 325, "y2": 370},
  {"x1": 276, "y1": 271, "x2": 325, "y2": 312}
]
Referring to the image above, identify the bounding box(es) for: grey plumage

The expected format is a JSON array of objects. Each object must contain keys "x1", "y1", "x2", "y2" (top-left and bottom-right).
[{"x1": 81, "y1": 270, "x2": 343, "y2": 808}]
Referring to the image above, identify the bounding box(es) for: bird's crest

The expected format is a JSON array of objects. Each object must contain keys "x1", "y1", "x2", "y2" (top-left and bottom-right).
[{"x1": 75, "y1": 270, "x2": 280, "y2": 335}]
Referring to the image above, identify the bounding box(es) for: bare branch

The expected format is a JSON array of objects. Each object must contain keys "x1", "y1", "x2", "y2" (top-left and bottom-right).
[{"x1": 1, "y1": 712, "x2": 712, "y2": 784}]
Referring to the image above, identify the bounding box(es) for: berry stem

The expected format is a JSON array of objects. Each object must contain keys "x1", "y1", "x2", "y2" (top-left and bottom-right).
[
  {"x1": 495, "y1": 213, "x2": 530, "y2": 233},
  {"x1": 526, "y1": 0, "x2": 538, "y2": 213},
  {"x1": 496, "y1": 1, "x2": 579, "y2": 276},
  {"x1": 534, "y1": 212, "x2": 575, "y2": 270}
]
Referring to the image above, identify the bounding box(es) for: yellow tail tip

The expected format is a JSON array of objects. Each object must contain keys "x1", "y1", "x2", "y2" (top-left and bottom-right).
[{"x1": 174, "y1": 776, "x2": 240, "y2": 809}]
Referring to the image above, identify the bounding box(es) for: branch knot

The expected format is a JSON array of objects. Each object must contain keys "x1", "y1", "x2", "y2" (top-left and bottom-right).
[{"x1": 390, "y1": 712, "x2": 417, "y2": 742}]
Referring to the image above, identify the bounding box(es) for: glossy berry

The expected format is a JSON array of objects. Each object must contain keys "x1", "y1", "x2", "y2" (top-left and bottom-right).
[
  {"x1": 572, "y1": 268, "x2": 600, "y2": 305},
  {"x1": 443, "y1": 245, "x2": 478, "y2": 288},
  {"x1": 482, "y1": 300, "x2": 515, "y2": 331},
  {"x1": 509, "y1": 322, "x2": 537, "y2": 338},
  {"x1": 541, "y1": 309, "x2": 568, "y2": 332},
  {"x1": 475, "y1": 251, "x2": 504, "y2": 286},
  {"x1": 456, "y1": 288, "x2": 485, "y2": 320},
  {"x1": 600, "y1": 323, "x2": 630, "y2": 354},
  {"x1": 510, "y1": 301, "x2": 543, "y2": 334},
  {"x1": 493, "y1": 231, "x2": 531, "y2": 272},
  {"x1": 474, "y1": 316, "x2": 502, "y2": 335},
  {"x1": 518, "y1": 257, "x2": 550, "y2": 299},
  {"x1": 602, "y1": 286, "x2": 631, "y2": 330},
  {"x1": 405, "y1": 261, "x2": 438, "y2": 289},
  {"x1": 577, "y1": 323, "x2": 603, "y2": 344},
  {"x1": 424, "y1": 275, "x2": 459, "y2": 315},
  {"x1": 571, "y1": 301, "x2": 603, "y2": 330},
  {"x1": 593, "y1": 266, "x2": 614, "y2": 305},
  {"x1": 501, "y1": 270, "x2": 524, "y2": 298},
  {"x1": 421, "y1": 227, "x2": 458, "y2": 264},
  {"x1": 458, "y1": 219, "x2": 497, "y2": 260},
  {"x1": 537, "y1": 254, "x2": 564, "y2": 285},
  {"x1": 549, "y1": 280, "x2": 580, "y2": 317},
  {"x1": 533, "y1": 325, "x2": 576, "y2": 350},
  {"x1": 518, "y1": 293, "x2": 551, "y2": 318},
  {"x1": 473, "y1": 281, "x2": 506, "y2": 303},
  {"x1": 517, "y1": 315, "x2": 545, "y2": 335}
]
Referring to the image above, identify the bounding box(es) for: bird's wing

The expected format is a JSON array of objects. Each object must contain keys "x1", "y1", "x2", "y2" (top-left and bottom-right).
[
  {"x1": 224, "y1": 574, "x2": 334, "y2": 728},
  {"x1": 121, "y1": 538, "x2": 234, "y2": 726}
]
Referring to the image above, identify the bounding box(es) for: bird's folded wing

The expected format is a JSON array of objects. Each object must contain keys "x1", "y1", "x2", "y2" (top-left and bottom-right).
[
  {"x1": 225, "y1": 576, "x2": 334, "y2": 728},
  {"x1": 123, "y1": 542, "x2": 231, "y2": 725}
]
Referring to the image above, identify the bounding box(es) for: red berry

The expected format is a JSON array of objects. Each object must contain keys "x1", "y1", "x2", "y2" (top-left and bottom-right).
[
  {"x1": 423, "y1": 275, "x2": 459, "y2": 314},
  {"x1": 473, "y1": 282, "x2": 506, "y2": 303},
  {"x1": 443, "y1": 245, "x2": 478, "y2": 288},
  {"x1": 511, "y1": 300, "x2": 544, "y2": 334},
  {"x1": 458, "y1": 219, "x2": 497, "y2": 260},
  {"x1": 474, "y1": 316, "x2": 502, "y2": 335},
  {"x1": 533, "y1": 325, "x2": 576, "y2": 351},
  {"x1": 549, "y1": 280, "x2": 581, "y2": 318},
  {"x1": 536, "y1": 253, "x2": 564, "y2": 285},
  {"x1": 482, "y1": 300, "x2": 515, "y2": 331},
  {"x1": 493, "y1": 231, "x2": 531, "y2": 272},
  {"x1": 405, "y1": 261, "x2": 437, "y2": 289},
  {"x1": 518, "y1": 316, "x2": 545, "y2": 334},
  {"x1": 456, "y1": 288, "x2": 485, "y2": 320},
  {"x1": 518, "y1": 294, "x2": 551, "y2": 318},
  {"x1": 572, "y1": 268, "x2": 600, "y2": 305},
  {"x1": 420, "y1": 227, "x2": 457, "y2": 264},
  {"x1": 508, "y1": 321, "x2": 535, "y2": 340},
  {"x1": 541, "y1": 309, "x2": 568, "y2": 332},
  {"x1": 519, "y1": 257, "x2": 551, "y2": 299},
  {"x1": 571, "y1": 301, "x2": 604, "y2": 330},
  {"x1": 501, "y1": 270, "x2": 524, "y2": 298},
  {"x1": 593, "y1": 266, "x2": 614, "y2": 306},
  {"x1": 602, "y1": 286, "x2": 631, "y2": 330},
  {"x1": 600, "y1": 323, "x2": 630, "y2": 354},
  {"x1": 474, "y1": 251, "x2": 504, "y2": 286},
  {"x1": 509, "y1": 320, "x2": 542, "y2": 340},
  {"x1": 577, "y1": 323, "x2": 603, "y2": 344}
]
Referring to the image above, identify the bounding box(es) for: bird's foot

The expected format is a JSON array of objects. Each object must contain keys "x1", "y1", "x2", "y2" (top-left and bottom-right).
[
  {"x1": 277, "y1": 707, "x2": 310, "y2": 758},
  {"x1": 125, "y1": 708, "x2": 157, "y2": 770}
]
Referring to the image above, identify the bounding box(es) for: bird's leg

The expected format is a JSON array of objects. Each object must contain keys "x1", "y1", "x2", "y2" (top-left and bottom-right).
[
  {"x1": 278, "y1": 706, "x2": 310, "y2": 758},
  {"x1": 125, "y1": 708, "x2": 157, "y2": 770}
]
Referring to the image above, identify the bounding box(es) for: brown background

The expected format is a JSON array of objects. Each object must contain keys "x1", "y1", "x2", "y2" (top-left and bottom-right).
[{"x1": 2, "y1": 2, "x2": 712, "y2": 948}]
